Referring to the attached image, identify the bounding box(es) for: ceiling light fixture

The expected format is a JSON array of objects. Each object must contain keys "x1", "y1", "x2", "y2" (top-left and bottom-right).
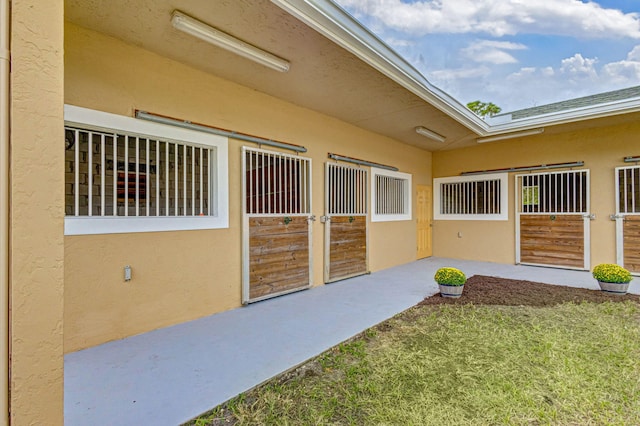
[
  {"x1": 415, "y1": 126, "x2": 446, "y2": 143},
  {"x1": 171, "y1": 10, "x2": 290, "y2": 73},
  {"x1": 476, "y1": 128, "x2": 544, "y2": 143}
]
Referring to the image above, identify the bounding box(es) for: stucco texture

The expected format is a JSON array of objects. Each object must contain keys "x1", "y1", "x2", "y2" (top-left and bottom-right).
[
  {"x1": 432, "y1": 120, "x2": 640, "y2": 267},
  {"x1": 64, "y1": 24, "x2": 432, "y2": 352},
  {"x1": 11, "y1": 0, "x2": 65, "y2": 425}
]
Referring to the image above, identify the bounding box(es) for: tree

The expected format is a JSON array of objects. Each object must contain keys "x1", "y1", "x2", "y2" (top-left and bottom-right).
[{"x1": 466, "y1": 100, "x2": 502, "y2": 118}]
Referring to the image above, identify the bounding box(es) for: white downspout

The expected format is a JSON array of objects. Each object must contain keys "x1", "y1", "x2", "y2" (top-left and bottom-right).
[{"x1": 0, "y1": 0, "x2": 9, "y2": 424}]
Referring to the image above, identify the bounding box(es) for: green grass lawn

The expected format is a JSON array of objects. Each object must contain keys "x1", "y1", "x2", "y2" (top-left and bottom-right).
[{"x1": 192, "y1": 301, "x2": 640, "y2": 425}]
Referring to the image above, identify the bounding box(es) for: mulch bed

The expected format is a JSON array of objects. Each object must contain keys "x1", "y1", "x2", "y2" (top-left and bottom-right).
[{"x1": 419, "y1": 275, "x2": 640, "y2": 307}]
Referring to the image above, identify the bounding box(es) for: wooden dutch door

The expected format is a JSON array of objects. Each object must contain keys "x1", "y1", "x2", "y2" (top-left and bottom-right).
[
  {"x1": 516, "y1": 170, "x2": 591, "y2": 270},
  {"x1": 323, "y1": 163, "x2": 368, "y2": 283},
  {"x1": 242, "y1": 147, "x2": 313, "y2": 303},
  {"x1": 614, "y1": 166, "x2": 640, "y2": 273}
]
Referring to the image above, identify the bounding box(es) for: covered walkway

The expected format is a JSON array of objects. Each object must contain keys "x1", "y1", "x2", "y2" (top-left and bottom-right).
[{"x1": 64, "y1": 258, "x2": 639, "y2": 425}]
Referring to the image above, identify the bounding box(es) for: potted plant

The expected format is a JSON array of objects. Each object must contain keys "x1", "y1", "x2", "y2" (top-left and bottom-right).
[
  {"x1": 434, "y1": 267, "x2": 466, "y2": 298},
  {"x1": 592, "y1": 263, "x2": 633, "y2": 295}
]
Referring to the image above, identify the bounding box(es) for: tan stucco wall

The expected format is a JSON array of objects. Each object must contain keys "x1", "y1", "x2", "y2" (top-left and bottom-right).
[
  {"x1": 11, "y1": 1, "x2": 65, "y2": 424},
  {"x1": 64, "y1": 24, "x2": 431, "y2": 352},
  {"x1": 432, "y1": 121, "x2": 640, "y2": 266}
]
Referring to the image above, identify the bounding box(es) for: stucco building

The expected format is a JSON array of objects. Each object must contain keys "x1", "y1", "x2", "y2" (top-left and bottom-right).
[{"x1": 2, "y1": 0, "x2": 640, "y2": 423}]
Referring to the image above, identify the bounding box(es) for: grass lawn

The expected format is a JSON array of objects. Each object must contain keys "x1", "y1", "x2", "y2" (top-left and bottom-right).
[{"x1": 191, "y1": 301, "x2": 640, "y2": 425}]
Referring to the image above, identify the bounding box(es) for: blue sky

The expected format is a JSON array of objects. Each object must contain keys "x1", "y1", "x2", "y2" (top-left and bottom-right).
[{"x1": 333, "y1": 0, "x2": 640, "y2": 112}]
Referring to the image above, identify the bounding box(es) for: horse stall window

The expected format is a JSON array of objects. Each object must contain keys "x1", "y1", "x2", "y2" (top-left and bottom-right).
[
  {"x1": 371, "y1": 168, "x2": 412, "y2": 222},
  {"x1": 245, "y1": 149, "x2": 310, "y2": 215},
  {"x1": 518, "y1": 170, "x2": 588, "y2": 214},
  {"x1": 65, "y1": 127, "x2": 211, "y2": 218},
  {"x1": 618, "y1": 166, "x2": 640, "y2": 214},
  {"x1": 433, "y1": 173, "x2": 508, "y2": 220}
]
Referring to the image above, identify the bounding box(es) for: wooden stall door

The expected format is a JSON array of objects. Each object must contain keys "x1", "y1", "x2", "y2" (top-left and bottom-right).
[
  {"x1": 615, "y1": 166, "x2": 640, "y2": 274},
  {"x1": 516, "y1": 170, "x2": 590, "y2": 270},
  {"x1": 324, "y1": 163, "x2": 368, "y2": 283},
  {"x1": 242, "y1": 147, "x2": 313, "y2": 303},
  {"x1": 416, "y1": 185, "x2": 432, "y2": 259}
]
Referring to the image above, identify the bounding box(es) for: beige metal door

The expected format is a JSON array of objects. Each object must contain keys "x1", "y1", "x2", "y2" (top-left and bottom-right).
[
  {"x1": 242, "y1": 147, "x2": 313, "y2": 303},
  {"x1": 416, "y1": 185, "x2": 432, "y2": 259},
  {"x1": 323, "y1": 163, "x2": 368, "y2": 283}
]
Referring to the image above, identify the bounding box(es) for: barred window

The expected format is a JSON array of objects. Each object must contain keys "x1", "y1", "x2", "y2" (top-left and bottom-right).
[
  {"x1": 434, "y1": 173, "x2": 508, "y2": 220},
  {"x1": 616, "y1": 166, "x2": 640, "y2": 214},
  {"x1": 64, "y1": 105, "x2": 228, "y2": 235},
  {"x1": 371, "y1": 168, "x2": 412, "y2": 222},
  {"x1": 65, "y1": 128, "x2": 212, "y2": 217}
]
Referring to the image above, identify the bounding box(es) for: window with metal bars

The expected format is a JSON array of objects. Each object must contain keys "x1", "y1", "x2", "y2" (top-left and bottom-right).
[
  {"x1": 243, "y1": 148, "x2": 311, "y2": 215},
  {"x1": 64, "y1": 105, "x2": 229, "y2": 235},
  {"x1": 433, "y1": 173, "x2": 508, "y2": 220},
  {"x1": 371, "y1": 168, "x2": 412, "y2": 222},
  {"x1": 617, "y1": 166, "x2": 640, "y2": 214},
  {"x1": 517, "y1": 170, "x2": 588, "y2": 214},
  {"x1": 65, "y1": 128, "x2": 211, "y2": 217}
]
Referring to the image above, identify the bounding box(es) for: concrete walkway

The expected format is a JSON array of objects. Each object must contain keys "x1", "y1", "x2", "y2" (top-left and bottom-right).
[{"x1": 64, "y1": 257, "x2": 640, "y2": 425}]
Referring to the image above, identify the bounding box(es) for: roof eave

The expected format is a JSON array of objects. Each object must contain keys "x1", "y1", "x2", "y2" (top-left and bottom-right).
[
  {"x1": 270, "y1": 0, "x2": 489, "y2": 134},
  {"x1": 487, "y1": 97, "x2": 640, "y2": 133},
  {"x1": 271, "y1": 0, "x2": 640, "y2": 140}
]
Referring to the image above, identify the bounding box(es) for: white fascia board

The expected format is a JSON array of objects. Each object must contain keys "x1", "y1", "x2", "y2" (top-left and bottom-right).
[{"x1": 270, "y1": 0, "x2": 488, "y2": 134}]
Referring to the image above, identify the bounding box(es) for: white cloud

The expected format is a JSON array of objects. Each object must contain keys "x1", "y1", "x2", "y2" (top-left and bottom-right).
[
  {"x1": 461, "y1": 40, "x2": 527, "y2": 64},
  {"x1": 541, "y1": 67, "x2": 555, "y2": 77},
  {"x1": 429, "y1": 65, "x2": 492, "y2": 81},
  {"x1": 628, "y1": 45, "x2": 640, "y2": 61},
  {"x1": 559, "y1": 54, "x2": 599, "y2": 78},
  {"x1": 385, "y1": 37, "x2": 415, "y2": 48},
  {"x1": 426, "y1": 45, "x2": 640, "y2": 111},
  {"x1": 602, "y1": 44, "x2": 640, "y2": 84},
  {"x1": 337, "y1": 0, "x2": 640, "y2": 39}
]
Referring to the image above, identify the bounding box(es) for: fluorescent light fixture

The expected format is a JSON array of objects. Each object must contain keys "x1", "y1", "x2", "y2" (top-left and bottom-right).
[
  {"x1": 477, "y1": 128, "x2": 544, "y2": 143},
  {"x1": 415, "y1": 126, "x2": 446, "y2": 143},
  {"x1": 171, "y1": 10, "x2": 290, "y2": 72}
]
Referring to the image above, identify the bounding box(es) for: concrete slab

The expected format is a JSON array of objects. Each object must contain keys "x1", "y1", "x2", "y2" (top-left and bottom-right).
[{"x1": 64, "y1": 258, "x2": 639, "y2": 425}]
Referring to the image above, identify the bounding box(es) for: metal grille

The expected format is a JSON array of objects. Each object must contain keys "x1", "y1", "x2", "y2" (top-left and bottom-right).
[
  {"x1": 244, "y1": 148, "x2": 311, "y2": 215},
  {"x1": 617, "y1": 166, "x2": 640, "y2": 214},
  {"x1": 440, "y1": 179, "x2": 501, "y2": 215},
  {"x1": 517, "y1": 170, "x2": 588, "y2": 214},
  {"x1": 327, "y1": 163, "x2": 367, "y2": 215},
  {"x1": 65, "y1": 126, "x2": 212, "y2": 217},
  {"x1": 375, "y1": 174, "x2": 408, "y2": 215}
]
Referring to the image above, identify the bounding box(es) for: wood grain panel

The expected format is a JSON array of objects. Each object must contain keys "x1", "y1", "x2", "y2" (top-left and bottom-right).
[
  {"x1": 520, "y1": 215, "x2": 585, "y2": 268},
  {"x1": 249, "y1": 216, "x2": 309, "y2": 299},
  {"x1": 624, "y1": 216, "x2": 640, "y2": 273},
  {"x1": 328, "y1": 216, "x2": 367, "y2": 281}
]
